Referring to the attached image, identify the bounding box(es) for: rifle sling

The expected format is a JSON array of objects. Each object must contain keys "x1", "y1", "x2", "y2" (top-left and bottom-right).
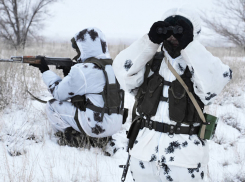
[{"x1": 26, "y1": 90, "x2": 48, "y2": 104}]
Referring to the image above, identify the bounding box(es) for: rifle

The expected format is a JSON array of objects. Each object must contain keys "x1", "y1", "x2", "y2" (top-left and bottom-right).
[
  {"x1": 0, "y1": 56, "x2": 75, "y2": 103},
  {"x1": 119, "y1": 154, "x2": 131, "y2": 182},
  {"x1": 0, "y1": 56, "x2": 75, "y2": 69}
]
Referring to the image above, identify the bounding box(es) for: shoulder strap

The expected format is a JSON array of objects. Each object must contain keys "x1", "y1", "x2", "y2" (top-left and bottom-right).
[
  {"x1": 84, "y1": 57, "x2": 123, "y2": 119},
  {"x1": 86, "y1": 58, "x2": 112, "y2": 119},
  {"x1": 165, "y1": 57, "x2": 206, "y2": 139}
]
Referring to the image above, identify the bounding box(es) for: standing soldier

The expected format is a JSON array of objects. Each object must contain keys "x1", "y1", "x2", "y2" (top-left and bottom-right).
[{"x1": 113, "y1": 8, "x2": 232, "y2": 181}]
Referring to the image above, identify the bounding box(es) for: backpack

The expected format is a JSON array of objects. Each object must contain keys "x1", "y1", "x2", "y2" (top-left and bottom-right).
[{"x1": 71, "y1": 57, "x2": 126, "y2": 121}]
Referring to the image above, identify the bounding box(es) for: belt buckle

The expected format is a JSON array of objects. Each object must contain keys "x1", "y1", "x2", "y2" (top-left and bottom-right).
[
  {"x1": 107, "y1": 107, "x2": 111, "y2": 115},
  {"x1": 168, "y1": 125, "x2": 175, "y2": 138},
  {"x1": 175, "y1": 125, "x2": 181, "y2": 134},
  {"x1": 144, "y1": 119, "x2": 148, "y2": 128},
  {"x1": 189, "y1": 125, "x2": 195, "y2": 136},
  {"x1": 145, "y1": 119, "x2": 153, "y2": 130},
  {"x1": 148, "y1": 120, "x2": 153, "y2": 130}
]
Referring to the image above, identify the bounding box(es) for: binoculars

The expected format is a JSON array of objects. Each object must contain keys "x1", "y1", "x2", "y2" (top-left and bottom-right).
[{"x1": 156, "y1": 25, "x2": 183, "y2": 35}]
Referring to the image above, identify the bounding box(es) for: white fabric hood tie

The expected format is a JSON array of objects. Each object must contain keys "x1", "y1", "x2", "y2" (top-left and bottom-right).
[{"x1": 74, "y1": 27, "x2": 111, "y2": 62}]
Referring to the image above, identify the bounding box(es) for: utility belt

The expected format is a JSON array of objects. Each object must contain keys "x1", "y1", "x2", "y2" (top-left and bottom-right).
[
  {"x1": 71, "y1": 95, "x2": 128, "y2": 133},
  {"x1": 140, "y1": 119, "x2": 200, "y2": 135},
  {"x1": 71, "y1": 95, "x2": 124, "y2": 115},
  {"x1": 127, "y1": 116, "x2": 200, "y2": 150}
]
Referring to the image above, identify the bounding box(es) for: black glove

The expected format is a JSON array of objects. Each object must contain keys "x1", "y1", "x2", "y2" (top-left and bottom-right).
[
  {"x1": 148, "y1": 21, "x2": 171, "y2": 44},
  {"x1": 59, "y1": 62, "x2": 77, "y2": 76},
  {"x1": 57, "y1": 66, "x2": 71, "y2": 77},
  {"x1": 175, "y1": 19, "x2": 193, "y2": 50},
  {"x1": 29, "y1": 56, "x2": 49, "y2": 73},
  {"x1": 62, "y1": 67, "x2": 71, "y2": 77}
]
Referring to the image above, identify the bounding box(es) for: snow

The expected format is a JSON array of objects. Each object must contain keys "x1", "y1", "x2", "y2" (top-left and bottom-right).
[
  {"x1": 0, "y1": 94, "x2": 133, "y2": 182},
  {"x1": 0, "y1": 77, "x2": 245, "y2": 181},
  {"x1": 0, "y1": 47, "x2": 245, "y2": 181}
]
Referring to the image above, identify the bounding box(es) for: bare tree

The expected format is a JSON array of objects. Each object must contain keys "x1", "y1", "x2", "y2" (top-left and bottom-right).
[
  {"x1": 202, "y1": 0, "x2": 245, "y2": 48},
  {"x1": 0, "y1": 0, "x2": 59, "y2": 49}
]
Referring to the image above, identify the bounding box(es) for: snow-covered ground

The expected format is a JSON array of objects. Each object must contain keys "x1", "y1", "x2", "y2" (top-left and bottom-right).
[
  {"x1": 0, "y1": 46, "x2": 244, "y2": 182},
  {"x1": 0, "y1": 91, "x2": 133, "y2": 182}
]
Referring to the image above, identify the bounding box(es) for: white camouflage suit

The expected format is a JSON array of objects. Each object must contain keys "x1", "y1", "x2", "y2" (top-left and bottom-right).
[
  {"x1": 113, "y1": 8, "x2": 232, "y2": 182},
  {"x1": 42, "y1": 27, "x2": 123, "y2": 138}
]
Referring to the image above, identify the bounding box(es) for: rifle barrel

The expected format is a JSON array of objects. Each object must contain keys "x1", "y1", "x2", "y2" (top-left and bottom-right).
[
  {"x1": 0, "y1": 59, "x2": 13, "y2": 62},
  {"x1": 0, "y1": 56, "x2": 74, "y2": 67}
]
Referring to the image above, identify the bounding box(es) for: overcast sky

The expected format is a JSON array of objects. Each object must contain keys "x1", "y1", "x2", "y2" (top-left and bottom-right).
[{"x1": 43, "y1": 0, "x2": 216, "y2": 44}]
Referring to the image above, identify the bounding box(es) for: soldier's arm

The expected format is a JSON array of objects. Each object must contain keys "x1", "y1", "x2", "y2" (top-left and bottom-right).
[
  {"x1": 112, "y1": 34, "x2": 159, "y2": 94},
  {"x1": 42, "y1": 65, "x2": 86, "y2": 101},
  {"x1": 181, "y1": 40, "x2": 232, "y2": 105}
]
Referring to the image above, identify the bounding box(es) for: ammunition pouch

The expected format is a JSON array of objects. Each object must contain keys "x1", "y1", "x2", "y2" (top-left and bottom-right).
[
  {"x1": 129, "y1": 52, "x2": 217, "y2": 141},
  {"x1": 137, "y1": 73, "x2": 164, "y2": 117},
  {"x1": 168, "y1": 68, "x2": 204, "y2": 125},
  {"x1": 168, "y1": 79, "x2": 187, "y2": 123},
  {"x1": 132, "y1": 52, "x2": 205, "y2": 129}
]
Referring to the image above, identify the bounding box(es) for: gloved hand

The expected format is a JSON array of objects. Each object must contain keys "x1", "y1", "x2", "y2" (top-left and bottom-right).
[
  {"x1": 59, "y1": 62, "x2": 77, "y2": 76},
  {"x1": 57, "y1": 66, "x2": 71, "y2": 76},
  {"x1": 175, "y1": 19, "x2": 193, "y2": 50},
  {"x1": 148, "y1": 21, "x2": 171, "y2": 44},
  {"x1": 29, "y1": 56, "x2": 49, "y2": 73}
]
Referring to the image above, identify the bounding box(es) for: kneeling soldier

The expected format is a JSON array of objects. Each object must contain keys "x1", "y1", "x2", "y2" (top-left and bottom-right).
[{"x1": 31, "y1": 27, "x2": 125, "y2": 155}]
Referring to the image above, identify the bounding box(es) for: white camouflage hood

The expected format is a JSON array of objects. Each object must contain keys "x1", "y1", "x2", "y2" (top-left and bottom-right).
[
  {"x1": 74, "y1": 27, "x2": 111, "y2": 62},
  {"x1": 161, "y1": 8, "x2": 202, "y2": 39}
]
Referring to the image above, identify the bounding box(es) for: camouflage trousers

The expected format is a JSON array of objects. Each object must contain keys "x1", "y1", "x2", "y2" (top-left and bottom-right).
[{"x1": 130, "y1": 157, "x2": 207, "y2": 182}]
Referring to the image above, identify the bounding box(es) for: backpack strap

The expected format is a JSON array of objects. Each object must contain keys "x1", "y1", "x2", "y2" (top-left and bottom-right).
[
  {"x1": 84, "y1": 58, "x2": 113, "y2": 119},
  {"x1": 83, "y1": 58, "x2": 124, "y2": 120}
]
